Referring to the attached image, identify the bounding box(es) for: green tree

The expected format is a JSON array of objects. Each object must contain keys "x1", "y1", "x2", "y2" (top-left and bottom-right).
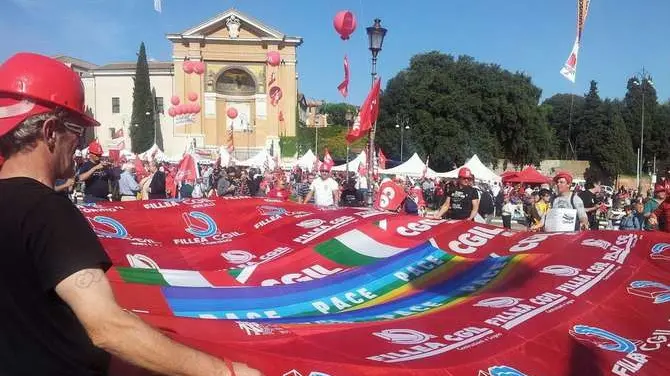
[
  {"x1": 623, "y1": 76, "x2": 658, "y2": 173},
  {"x1": 648, "y1": 101, "x2": 670, "y2": 167},
  {"x1": 152, "y1": 87, "x2": 164, "y2": 151},
  {"x1": 319, "y1": 102, "x2": 358, "y2": 126},
  {"x1": 129, "y1": 42, "x2": 155, "y2": 153},
  {"x1": 375, "y1": 52, "x2": 553, "y2": 170},
  {"x1": 574, "y1": 81, "x2": 606, "y2": 161},
  {"x1": 541, "y1": 94, "x2": 584, "y2": 159},
  {"x1": 590, "y1": 100, "x2": 636, "y2": 179}
]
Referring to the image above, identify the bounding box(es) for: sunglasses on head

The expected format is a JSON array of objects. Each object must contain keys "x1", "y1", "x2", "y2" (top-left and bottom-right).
[{"x1": 63, "y1": 121, "x2": 85, "y2": 137}]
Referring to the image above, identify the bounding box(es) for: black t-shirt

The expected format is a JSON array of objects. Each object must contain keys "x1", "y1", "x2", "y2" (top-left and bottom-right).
[
  {"x1": 446, "y1": 185, "x2": 480, "y2": 219},
  {"x1": 0, "y1": 177, "x2": 112, "y2": 375},
  {"x1": 578, "y1": 190, "x2": 598, "y2": 224},
  {"x1": 78, "y1": 161, "x2": 110, "y2": 199}
]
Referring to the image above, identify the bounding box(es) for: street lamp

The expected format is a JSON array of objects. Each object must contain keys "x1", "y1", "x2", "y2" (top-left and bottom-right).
[
  {"x1": 395, "y1": 114, "x2": 410, "y2": 161},
  {"x1": 631, "y1": 68, "x2": 654, "y2": 191},
  {"x1": 366, "y1": 18, "x2": 387, "y2": 207},
  {"x1": 345, "y1": 109, "x2": 354, "y2": 180}
]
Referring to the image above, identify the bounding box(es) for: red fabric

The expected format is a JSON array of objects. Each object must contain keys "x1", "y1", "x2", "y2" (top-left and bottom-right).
[
  {"x1": 337, "y1": 55, "x2": 350, "y2": 98},
  {"x1": 378, "y1": 149, "x2": 387, "y2": 169},
  {"x1": 267, "y1": 188, "x2": 290, "y2": 201},
  {"x1": 323, "y1": 149, "x2": 334, "y2": 171},
  {"x1": 653, "y1": 199, "x2": 670, "y2": 232},
  {"x1": 375, "y1": 181, "x2": 406, "y2": 211},
  {"x1": 76, "y1": 199, "x2": 670, "y2": 375},
  {"x1": 346, "y1": 78, "x2": 381, "y2": 143},
  {"x1": 174, "y1": 154, "x2": 197, "y2": 184}
]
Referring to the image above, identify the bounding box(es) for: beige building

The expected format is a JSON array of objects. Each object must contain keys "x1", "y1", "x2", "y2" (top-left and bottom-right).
[
  {"x1": 298, "y1": 94, "x2": 328, "y2": 128},
  {"x1": 57, "y1": 9, "x2": 302, "y2": 158}
]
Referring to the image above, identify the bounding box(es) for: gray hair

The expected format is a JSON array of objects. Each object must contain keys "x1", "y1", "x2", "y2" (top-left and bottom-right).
[{"x1": 0, "y1": 110, "x2": 67, "y2": 158}]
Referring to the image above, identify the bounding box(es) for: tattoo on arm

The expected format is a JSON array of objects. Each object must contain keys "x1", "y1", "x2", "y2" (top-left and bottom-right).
[{"x1": 75, "y1": 270, "x2": 104, "y2": 289}]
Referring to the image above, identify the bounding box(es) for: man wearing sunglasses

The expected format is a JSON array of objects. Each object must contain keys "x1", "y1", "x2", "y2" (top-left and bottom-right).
[
  {"x1": 433, "y1": 167, "x2": 480, "y2": 221},
  {"x1": 0, "y1": 53, "x2": 260, "y2": 375}
]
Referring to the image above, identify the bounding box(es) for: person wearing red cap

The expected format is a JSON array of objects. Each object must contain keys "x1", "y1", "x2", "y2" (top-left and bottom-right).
[
  {"x1": 648, "y1": 184, "x2": 670, "y2": 232},
  {"x1": 643, "y1": 184, "x2": 667, "y2": 230},
  {"x1": 540, "y1": 171, "x2": 589, "y2": 232},
  {"x1": 433, "y1": 167, "x2": 480, "y2": 220},
  {"x1": 0, "y1": 53, "x2": 260, "y2": 375},
  {"x1": 77, "y1": 140, "x2": 112, "y2": 203}
]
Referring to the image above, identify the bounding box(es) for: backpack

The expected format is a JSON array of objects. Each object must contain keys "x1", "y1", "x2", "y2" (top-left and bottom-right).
[{"x1": 478, "y1": 190, "x2": 495, "y2": 216}]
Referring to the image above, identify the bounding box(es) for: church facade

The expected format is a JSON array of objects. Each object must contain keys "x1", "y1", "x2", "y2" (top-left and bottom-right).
[{"x1": 58, "y1": 9, "x2": 302, "y2": 158}]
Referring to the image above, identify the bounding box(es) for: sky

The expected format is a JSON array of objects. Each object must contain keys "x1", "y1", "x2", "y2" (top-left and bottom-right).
[{"x1": 1, "y1": 0, "x2": 669, "y2": 105}]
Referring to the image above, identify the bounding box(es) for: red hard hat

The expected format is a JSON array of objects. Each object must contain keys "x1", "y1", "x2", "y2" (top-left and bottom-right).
[
  {"x1": 553, "y1": 171, "x2": 573, "y2": 185},
  {"x1": 458, "y1": 167, "x2": 473, "y2": 179},
  {"x1": 0, "y1": 52, "x2": 99, "y2": 138},
  {"x1": 88, "y1": 141, "x2": 103, "y2": 156}
]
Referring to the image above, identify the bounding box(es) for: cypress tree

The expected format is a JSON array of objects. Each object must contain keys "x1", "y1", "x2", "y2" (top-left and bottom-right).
[{"x1": 129, "y1": 42, "x2": 155, "y2": 153}]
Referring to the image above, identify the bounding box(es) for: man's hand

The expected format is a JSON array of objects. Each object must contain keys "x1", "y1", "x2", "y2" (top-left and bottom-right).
[{"x1": 230, "y1": 362, "x2": 263, "y2": 376}]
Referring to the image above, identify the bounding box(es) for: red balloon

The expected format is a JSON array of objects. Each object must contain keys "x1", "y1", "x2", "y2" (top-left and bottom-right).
[
  {"x1": 183, "y1": 61, "x2": 194, "y2": 74},
  {"x1": 193, "y1": 104, "x2": 202, "y2": 113},
  {"x1": 266, "y1": 51, "x2": 281, "y2": 67},
  {"x1": 193, "y1": 62, "x2": 205, "y2": 75},
  {"x1": 227, "y1": 107, "x2": 238, "y2": 119},
  {"x1": 187, "y1": 92, "x2": 199, "y2": 102},
  {"x1": 167, "y1": 107, "x2": 176, "y2": 117},
  {"x1": 176, "y1": 105, "x2": 185, "y2": 115},
  {"x1": 170, "y1": 95, "x2": 180, "y2": 106},
  {"x1": 333, "y1": 10, "x2": 357, "y2": 40}
]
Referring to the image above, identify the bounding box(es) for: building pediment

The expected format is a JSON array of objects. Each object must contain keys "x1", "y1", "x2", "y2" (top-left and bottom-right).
[{"x1": 167, "y1": 8, "x2": 302, "y2": 45}]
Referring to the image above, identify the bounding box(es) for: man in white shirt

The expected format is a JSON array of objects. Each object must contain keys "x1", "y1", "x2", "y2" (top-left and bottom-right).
[{"x1": 303, "y1": 168, "x2": 339, "y2": 207}]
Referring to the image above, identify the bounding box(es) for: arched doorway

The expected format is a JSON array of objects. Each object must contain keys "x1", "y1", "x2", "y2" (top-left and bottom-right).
[{"x1": 214, "y1": 67, "x2": 258, "y2": 151}]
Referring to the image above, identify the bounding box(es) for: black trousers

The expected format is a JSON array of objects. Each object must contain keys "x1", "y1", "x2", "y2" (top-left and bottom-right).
[{"x1": 502, "y1": 215, "x2": 512, "y2": 229}]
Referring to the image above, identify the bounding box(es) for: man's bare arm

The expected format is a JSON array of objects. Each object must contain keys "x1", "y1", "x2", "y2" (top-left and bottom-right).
[{"x1": 56, "y1": 268, "x2": 261, "y2": 376}]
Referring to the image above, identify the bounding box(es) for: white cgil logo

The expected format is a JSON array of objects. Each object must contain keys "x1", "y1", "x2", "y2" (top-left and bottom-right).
[
  {"x1": 373, "y1": 329, "x2": 436, "y2": 345},
  {"x1": 297, "y1": 219, "x2": 325, "y2": 229},
  {"x1": 221, "y1": 250, "x2": 255, "y2": 264},
  {"x1": 540, "y1": 265, "x2": 581, "y2": 277},
  {"x1": 474, "y1": 297, "x2": 521, "y2": 308}
]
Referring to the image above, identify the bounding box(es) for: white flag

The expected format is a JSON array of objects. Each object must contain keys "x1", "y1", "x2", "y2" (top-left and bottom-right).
[
  {"x1": 559, "y1": 37, "x2": 580, "y2": 83},
  {"x1": 153, "y1": 0, "x2": 162, "y2": 13}
]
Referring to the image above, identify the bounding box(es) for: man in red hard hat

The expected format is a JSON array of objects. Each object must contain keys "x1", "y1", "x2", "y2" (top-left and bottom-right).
[
  {"x1": 78, "y1": 140, "x2": 113, "y2": 203},
  {"x1": 538, "y1": 171, "x2": 589, "y2": 232},
  {"x1": 433, "y1": 167, "x2": 480, "y2": 220},
  {"x1": 0, "y1": 53, "x2": 260, "y2": 375}
]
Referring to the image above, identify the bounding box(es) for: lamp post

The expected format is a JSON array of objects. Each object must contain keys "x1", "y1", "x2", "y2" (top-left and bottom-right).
[
  {"x1": 395, "y1": 114, "x2": 410, "y2": 161},
  {"x1": 365, "y1": 18, "x2": 387, "y2": 207},
  {"x1": 345, "y1": 109, "x2": 354, "y2": 180},
  {"x1": 632, "y1": 68, "x2": 654, "y2": 191}
]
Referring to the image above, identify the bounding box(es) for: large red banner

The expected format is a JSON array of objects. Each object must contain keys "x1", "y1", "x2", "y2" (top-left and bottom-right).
[{"x1": 79, "y1": 198, "x2": 670, "y2": 376}]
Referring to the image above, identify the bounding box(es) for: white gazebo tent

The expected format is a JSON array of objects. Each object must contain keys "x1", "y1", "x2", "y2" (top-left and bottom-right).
[
  {"x1": 236, "y1": 149, "x2": 275, "y2": 170},
  {"x1": 437, "y1": 154, "x2": 501, "y2": 182},
  {"x1": 139, "y1": 144, "x2": 166, "y2": 161},
  {"x1": 379, "y1": 153, "x2": 438, "y2": 177},
  {"x1": 331, "y1": 151, "x2": 365, "y2": 172},
  {"x1": 294, "y1": 149, "x2": 317, "y2": 171}
]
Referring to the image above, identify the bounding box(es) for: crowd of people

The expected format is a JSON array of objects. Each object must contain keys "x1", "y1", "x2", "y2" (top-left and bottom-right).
[{"x1": 60, "y1": 143, "x2": 670, "y2": 235}]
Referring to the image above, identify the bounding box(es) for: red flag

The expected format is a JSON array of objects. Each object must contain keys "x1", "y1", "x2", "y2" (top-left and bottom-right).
[
  {"x1": 174, "y1": 154, "x2": 198, "y2": 184},
  {"x1": 378, "y1": 149, "x2": 387, "y2": 170},
  {"x1": 337, "y1": 55, "x2": 350, "y2": 98},
  {"x1": 375, "y1": 180, "x2": 407, "y2": 211},
  {"x1": 323, "y1": 148, "x2": 334, "y2": 171},
  {"x1": 346, "y1": 77, "x2": 381, "y2": 143}
]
